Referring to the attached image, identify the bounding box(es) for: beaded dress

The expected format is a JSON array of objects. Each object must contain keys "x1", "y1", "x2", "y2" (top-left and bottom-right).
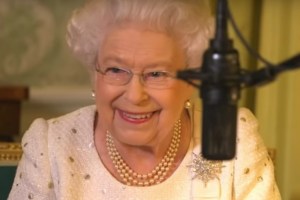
[{"x1": 8, "y1": 101, "x2": 281, "y2": 199}]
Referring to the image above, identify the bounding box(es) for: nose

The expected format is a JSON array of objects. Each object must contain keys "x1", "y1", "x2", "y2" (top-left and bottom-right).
[{"x1": 124, "y1": 75, "x2": 148, "y2": 104}]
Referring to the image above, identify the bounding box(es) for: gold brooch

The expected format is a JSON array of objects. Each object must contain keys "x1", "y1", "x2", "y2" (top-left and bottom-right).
[{"x1": 187, "y1": 153, "x2": 224, "y2": 186}]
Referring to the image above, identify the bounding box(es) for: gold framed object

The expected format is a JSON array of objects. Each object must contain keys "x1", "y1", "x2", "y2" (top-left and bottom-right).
[{"x1": 0, "y1": 142, "x2": 22, "y2": 166}]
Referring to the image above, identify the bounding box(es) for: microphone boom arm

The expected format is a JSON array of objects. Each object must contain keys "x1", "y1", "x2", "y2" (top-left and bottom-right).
[{"x1": 178, "y1": 53, "x2": 300, "y2": 88}]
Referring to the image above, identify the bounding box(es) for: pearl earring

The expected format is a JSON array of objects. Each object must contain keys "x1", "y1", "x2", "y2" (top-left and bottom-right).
[
  {"x1": 184, "y1": 100, "x2": 191, "y2": 109},
  {"x1": 91, "y1": 90, "x2": 95, "y2": 99}
]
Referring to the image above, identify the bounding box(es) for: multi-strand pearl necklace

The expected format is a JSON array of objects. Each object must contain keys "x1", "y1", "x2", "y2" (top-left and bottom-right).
[{"x1": 106, "y1": 119, "x2": 181, "y2": 186}]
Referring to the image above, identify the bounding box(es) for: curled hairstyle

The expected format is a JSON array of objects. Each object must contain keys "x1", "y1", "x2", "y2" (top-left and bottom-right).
[{"x1": 66, "y1": 0, "x2": 214, "y2": 72}]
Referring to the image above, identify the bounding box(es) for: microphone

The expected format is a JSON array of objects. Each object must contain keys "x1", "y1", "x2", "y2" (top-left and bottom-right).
[
  {"x1": 200, "y1": 0, "x2": 240, "y2": 160},
  {"x1": 177, "y1": 0, "x2": 300, "y2": 160},
  {"x1": 177, "y1": 0, "x2": 241, "y2": 160}
]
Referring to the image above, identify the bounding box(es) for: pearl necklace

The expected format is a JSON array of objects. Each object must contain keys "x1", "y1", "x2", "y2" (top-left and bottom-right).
[{"x1": 106, "y1": 120, "x2": 181, "y2": 186}]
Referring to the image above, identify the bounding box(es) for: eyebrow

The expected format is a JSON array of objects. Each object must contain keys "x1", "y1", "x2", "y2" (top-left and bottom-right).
[
  {"x1": 102, "y1": 56, "x2": 126, "y2": 65},
  {"x1": 101, "y1": 55, "x2": 173, "y2": 70}
]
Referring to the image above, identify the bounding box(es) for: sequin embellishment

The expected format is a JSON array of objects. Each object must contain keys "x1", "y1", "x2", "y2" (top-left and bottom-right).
[{"x1": 187, "y1": 153, "x2": 224, "y2": 186}]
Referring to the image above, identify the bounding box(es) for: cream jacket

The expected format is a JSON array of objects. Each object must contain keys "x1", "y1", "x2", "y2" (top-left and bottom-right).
[{"x1": 9, "y1": 104, "x2": 281, "y2": 200}]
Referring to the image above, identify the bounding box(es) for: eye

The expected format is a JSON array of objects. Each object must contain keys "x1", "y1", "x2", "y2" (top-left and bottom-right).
[
  {"x1": 104, "y1": 67, "x2": 128, "y2": 75},
  {"x1": 145, "y1": 71, "x2": 169, "y2": 79}
]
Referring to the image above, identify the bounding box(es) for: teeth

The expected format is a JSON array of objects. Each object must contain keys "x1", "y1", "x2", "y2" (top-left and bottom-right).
[{"x1": 123, "y1": 112, "x2": 152, "y2": 120}]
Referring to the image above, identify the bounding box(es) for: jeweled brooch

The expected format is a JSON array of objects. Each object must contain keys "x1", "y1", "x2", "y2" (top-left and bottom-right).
[{"x1": 187, "y1": 153, "x2": 224, "y2": 186}]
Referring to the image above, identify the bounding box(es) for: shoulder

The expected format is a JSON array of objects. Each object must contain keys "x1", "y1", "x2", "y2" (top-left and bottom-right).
[
  {"x1": 48, "y1": 105, "x2": 96, "y2": 125},
  {"x1": 234, "y1": 110, "x2": 280, "y2": 199},
  {"x1": 9, "y1": 106, "x2": 96, "y2": 199},
  {"x1": 234, "y1": 107, "x2": 269, "y2": 173},
  {"x1": 22, "y1": 105, "x2": 96, "y2": 148},
  {"x1": 237, "y1": 107, "x2": 259, "y2": 131},
  {"x1": 236, "y1": 107, "x2": 262, "y2": 149}
]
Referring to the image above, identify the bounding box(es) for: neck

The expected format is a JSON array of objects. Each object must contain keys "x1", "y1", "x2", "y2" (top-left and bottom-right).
[
  {"x1": 118, "y1": 111, "x2": 191, "y2": 169},
  {"x1": 95, "y1": 109, "x2": 192, "y2": 185},
  {"x1": 106, "y1": 119, "x2": 183, "y2": 186}
]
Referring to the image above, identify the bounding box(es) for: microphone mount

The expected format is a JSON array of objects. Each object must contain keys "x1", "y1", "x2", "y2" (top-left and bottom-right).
[{"x1": 177, "y1": 0, "x2": 300, "y2": 160}]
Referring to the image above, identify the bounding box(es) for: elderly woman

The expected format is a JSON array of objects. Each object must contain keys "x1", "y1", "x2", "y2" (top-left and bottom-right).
[{"x1": 9, "y1": 0, "x2": 280, "y2": 199}]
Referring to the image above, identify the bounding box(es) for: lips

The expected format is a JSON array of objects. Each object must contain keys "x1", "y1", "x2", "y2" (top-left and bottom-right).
[{"x1": 118, "y1": 110, "x2": 154, "y2": 123}]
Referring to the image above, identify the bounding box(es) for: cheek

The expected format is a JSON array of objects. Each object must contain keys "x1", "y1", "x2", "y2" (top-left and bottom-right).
[
  {"x1": 95, "y1": 79, "x2": 120, "y2": 114},
  {"x1": 158, "y1": 83, "x2": 193, "y2": 114},
  {"x1": 169, "y1": 83, "x2": 193, "y2": 103}
]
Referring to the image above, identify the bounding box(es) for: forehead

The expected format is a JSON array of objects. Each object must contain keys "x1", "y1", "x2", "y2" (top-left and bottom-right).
[{"x1": 98, "y1": 25, "x2": 185, "y2": 69}]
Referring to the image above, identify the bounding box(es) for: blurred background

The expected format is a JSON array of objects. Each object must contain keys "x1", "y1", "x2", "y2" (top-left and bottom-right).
[
  {"x1": 0, "y1": 0, "x2": 299, "y2": 199},
  {"x1": 0, "y1": 0, "x2": 93, "y2": 139}
]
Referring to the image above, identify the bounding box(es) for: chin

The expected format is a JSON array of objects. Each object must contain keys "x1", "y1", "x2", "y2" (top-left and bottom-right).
[{"x1": 115, "y1": 129, "x2": 155, "y2": 146}]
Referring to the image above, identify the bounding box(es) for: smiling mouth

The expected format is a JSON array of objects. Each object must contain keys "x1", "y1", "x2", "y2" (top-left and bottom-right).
[{"x1": 118, "y1": 110, "x2": 154, "y2": 123}]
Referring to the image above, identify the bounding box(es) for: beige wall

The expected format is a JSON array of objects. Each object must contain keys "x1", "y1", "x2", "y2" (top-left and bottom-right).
[{"x1": 255, "y1": 0, "x2": 300, "y2": 199}]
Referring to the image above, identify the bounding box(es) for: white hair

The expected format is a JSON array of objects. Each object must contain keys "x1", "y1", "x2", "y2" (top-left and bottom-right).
[{"x1": 66, "y1": 0, "x2": 214, "y2": 73}]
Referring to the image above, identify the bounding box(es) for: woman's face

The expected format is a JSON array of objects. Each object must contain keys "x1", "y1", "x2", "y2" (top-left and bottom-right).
[{"x1": 95, "y1": 25, "x2": 194, "y2": 146}]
